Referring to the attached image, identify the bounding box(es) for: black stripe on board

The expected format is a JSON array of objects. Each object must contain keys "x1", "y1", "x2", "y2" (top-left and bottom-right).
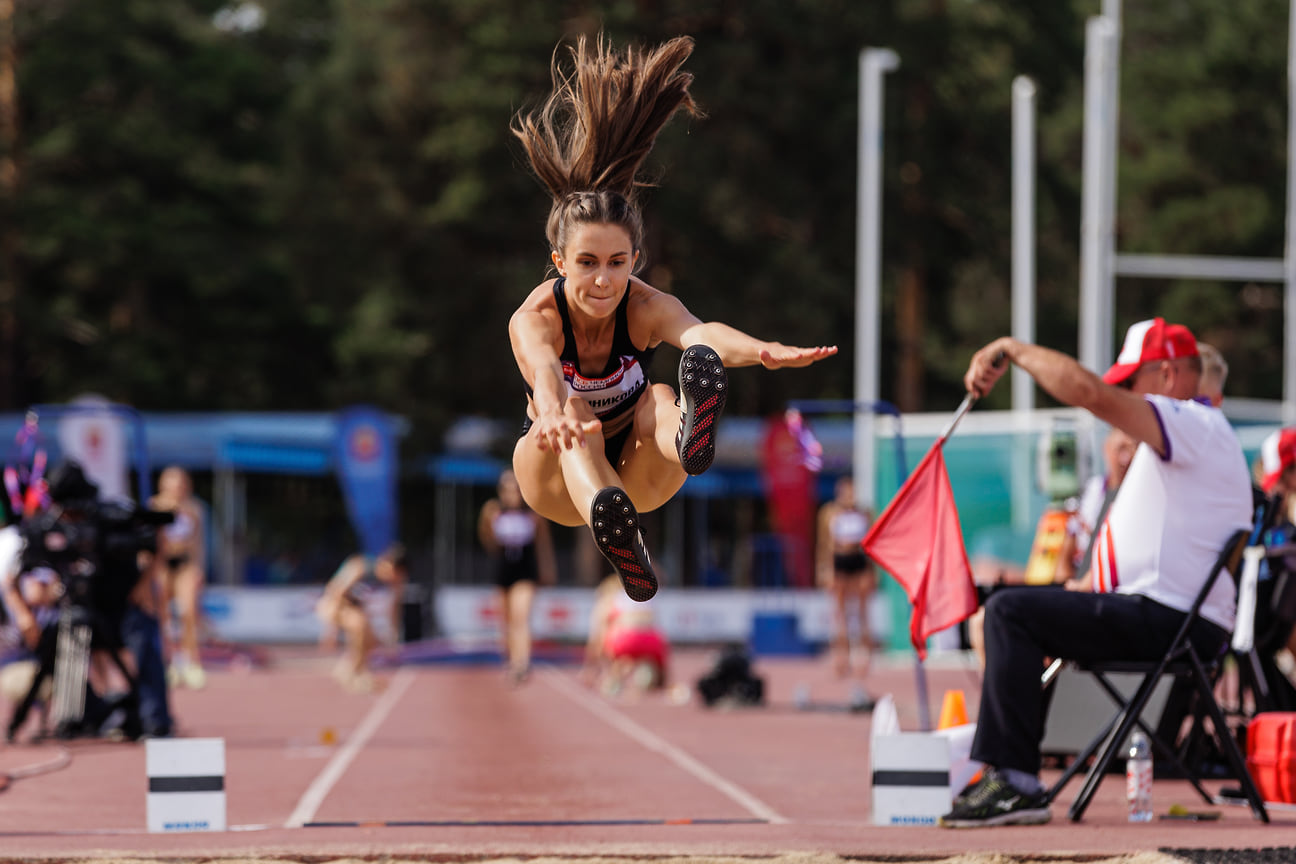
[
  {"x1": 148, "y1": 776, "x2": 225, "y2": 793},
  {"x1": 871, "y1": 770, "x2": 949, "y2": 787}
]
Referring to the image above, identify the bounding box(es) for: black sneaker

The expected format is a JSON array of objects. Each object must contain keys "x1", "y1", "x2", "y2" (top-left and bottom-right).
[
  {"x1": 949, "y1": 772, "x2": 986, "y2": 810},
  {"x1": 675, "y1": 345, "x2": 727, "y2": 475},
  {"x1": 938, "y1": 768, "x2": 1051, "y2": 828},
  {"x1": 590, "y1": 486, "x2": 657, "y2": 602}
]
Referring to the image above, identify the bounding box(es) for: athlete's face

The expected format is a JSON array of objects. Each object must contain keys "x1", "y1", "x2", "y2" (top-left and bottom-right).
[
  {"x1": 551, "y1": 222, "x2": 638, "y2": 318},
  {"x1": 159, "y1": 467, "x2": 191, "y2": 500}
]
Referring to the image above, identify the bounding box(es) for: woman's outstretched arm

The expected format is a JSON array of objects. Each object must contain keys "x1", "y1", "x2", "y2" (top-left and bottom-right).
[{"x1": 641, "y1": 289, "x2": 836, "y2": 368}]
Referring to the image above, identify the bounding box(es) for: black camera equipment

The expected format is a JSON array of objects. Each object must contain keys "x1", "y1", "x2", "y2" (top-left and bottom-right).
[
  {"x1": 695, "y1": 644, "x2": 766, "y2": 708},
  {"x1": 6, "y1": 462, "x2": 172, "y2": 741}
]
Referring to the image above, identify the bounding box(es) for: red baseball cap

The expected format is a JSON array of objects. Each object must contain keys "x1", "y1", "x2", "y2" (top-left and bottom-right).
[
  {"x1": 1101, "y1": 317, "x2": 1200, "y2": 386},
  {"x1": 1262, "y1": 428, "x2": 1296, "y2": 493}
]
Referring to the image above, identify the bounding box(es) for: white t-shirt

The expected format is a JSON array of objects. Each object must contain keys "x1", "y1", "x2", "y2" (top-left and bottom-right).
[{"x1": 1088, "y1": 395, "x2": 1253, "y2": 632}]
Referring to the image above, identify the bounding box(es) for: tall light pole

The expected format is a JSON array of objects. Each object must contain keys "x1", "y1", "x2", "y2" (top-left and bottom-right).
[
  {"x1": 854, "y1": 47, "x2": 899, "y2": 513},
  {"x1": 1011, "y1": 75, "x2": 1038, "y2": 533},
  {"x1": 1011, "y1": 75, "x2": 1037, "y2": 414},
  {"x1": 1078, "y1": 15, "x2": 1117, "y2": 379}
]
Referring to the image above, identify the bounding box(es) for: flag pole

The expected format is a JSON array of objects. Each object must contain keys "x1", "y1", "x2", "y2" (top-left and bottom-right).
[
  {"x1": 938, "y1": 393, "x2": 977, "y2": 444},
  {"x1": 915, "y1": 390, "x2": 984, "y2": 730},
  {"x1": 914, "y1": 645, "x2": 933, "y2": 732},
  {"x1": 939, "y1": 351, "x2": 1003, "y2": 443}
]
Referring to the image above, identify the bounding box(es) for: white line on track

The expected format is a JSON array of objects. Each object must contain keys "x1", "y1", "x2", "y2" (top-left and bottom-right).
[
  {"x1": 543, "y1": 668, "x2": 789, "y2": 824},
  {"x1": 283, "y1": 667, "x2": 416, "y2": 828}
]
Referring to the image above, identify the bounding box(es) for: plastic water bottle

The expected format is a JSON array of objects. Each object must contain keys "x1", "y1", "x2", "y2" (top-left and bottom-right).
[{"x1": 1126, "y1": 730, "x2": 1153, "y2": 822}]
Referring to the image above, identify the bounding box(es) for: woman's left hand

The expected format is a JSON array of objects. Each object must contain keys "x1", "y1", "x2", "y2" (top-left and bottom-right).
[{"x1": 759, "y1": 344, "x2": 838, "y2": 369}]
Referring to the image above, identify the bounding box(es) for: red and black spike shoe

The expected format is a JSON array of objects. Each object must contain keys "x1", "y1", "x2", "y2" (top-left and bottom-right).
[
  {"x1": 675, "y1": 344, "x2": 727, "y2": 476},
  {"x1": 590, "y1": 486, "x2": 657, "y2": 602}
]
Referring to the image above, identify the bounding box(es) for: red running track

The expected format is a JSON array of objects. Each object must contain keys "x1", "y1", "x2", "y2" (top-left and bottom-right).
[{"x1": 0, "y1": 645, "x2": 1291, "y2": 860}]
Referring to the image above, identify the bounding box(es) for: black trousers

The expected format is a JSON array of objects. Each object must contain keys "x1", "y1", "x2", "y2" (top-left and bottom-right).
[{"x1": 971, "y1": 586, "x2": 1228, "y2": 775}]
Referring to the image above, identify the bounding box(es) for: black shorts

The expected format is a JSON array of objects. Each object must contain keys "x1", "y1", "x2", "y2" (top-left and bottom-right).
[
  {"x1": 496, "y1": 546, "x2": 539, "y2": 591},
  {"x1": 832, "y1": 550, "x2": 871, "y2": 576}
]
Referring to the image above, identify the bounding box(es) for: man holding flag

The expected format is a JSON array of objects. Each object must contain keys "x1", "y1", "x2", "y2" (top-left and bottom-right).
[{"x1": 938, "y1": 318, "x2": 1252, "y2": 828}]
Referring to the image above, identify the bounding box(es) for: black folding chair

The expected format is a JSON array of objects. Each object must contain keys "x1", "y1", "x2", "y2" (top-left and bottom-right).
[{"x1": 1041, "y1": 527, "x2": 1269, "y2": 823}]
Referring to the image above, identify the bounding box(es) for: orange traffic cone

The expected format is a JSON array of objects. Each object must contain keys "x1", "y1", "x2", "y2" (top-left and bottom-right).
[{"x1": 938, "y1": 689, "x2": 969, "y2": 730}]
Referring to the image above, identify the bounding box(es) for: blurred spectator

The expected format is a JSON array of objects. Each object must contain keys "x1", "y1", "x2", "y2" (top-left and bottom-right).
[
  {"x1": 0, "y1": 530, "x2": 59, "y2": 733},
  {"x1": 147, "y1": 467, "x2": 208, "y2": 691},
  {"x1": 815, "y1": 475, "x2": 878, "y2": 690},
  {"x1": 478, "y1": 469, "x2": 555, "y2": 684},
  {"x1": 1257, "y1": 428, "x2": 1296, "y2": 695},
  {"x1": 315, "y1": 543, "x2": 408, "y2": 693},
  {"x1": 1197, "y1": 342, "x2": 1228, "y2": 408},
  {"x1": 583, "y1": 573, "x2": 669, "y2": 697}
]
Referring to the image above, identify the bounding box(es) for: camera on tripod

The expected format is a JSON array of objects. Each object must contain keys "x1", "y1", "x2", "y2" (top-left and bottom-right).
[
  {"x1": 6, "y1": 461, "x2": 173, "y2": 741},
  {"x1": 20, "y1": 463, "x2": 173, "y2": 620}
]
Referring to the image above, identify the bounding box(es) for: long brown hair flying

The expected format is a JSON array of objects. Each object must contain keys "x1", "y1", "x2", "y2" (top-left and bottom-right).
[{"x1": 512, "y1": 34, "x2": 702, "y2": 261}]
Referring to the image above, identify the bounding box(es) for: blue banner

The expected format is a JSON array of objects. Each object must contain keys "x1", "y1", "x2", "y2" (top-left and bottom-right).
[{"x1": 334, "y1": 406, "x2": 398, "y2": 557}]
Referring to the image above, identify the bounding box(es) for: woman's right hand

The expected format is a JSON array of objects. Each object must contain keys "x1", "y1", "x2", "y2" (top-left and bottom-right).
[{"x1": 533, "y1": 409, "x2": 601, "y2": 453}]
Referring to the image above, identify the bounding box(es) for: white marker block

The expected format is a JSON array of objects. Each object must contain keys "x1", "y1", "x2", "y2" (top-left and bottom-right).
[
  {"x1": 146, "y1": 737, "x2": 226, "y2": 832},
  {"x1": 870, "y1": 732, "x2": 952, "y2": 826}
]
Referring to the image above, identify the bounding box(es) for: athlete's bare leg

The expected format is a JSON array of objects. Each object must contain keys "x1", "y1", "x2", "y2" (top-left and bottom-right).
[
  {"x1": 173, "y1": 564, "x2": 205, "y2": 688},
  {"x1": 852, "y1": 571, "x2": 878, "y2": 680},
  {"x1": 506, "y1": 580, "x2": 536, "y2": 681},
  {"x1": 496, "y1": 586, "x2": 513, "y2": 669},
  {"x1": 335, "y1": 604, "x2": 374, "y2": 691},
  {"x1": 828, "y1": 577, "x2": 851, "y2": 676},
  {"x1": 513, "y1": 397, "x2": 658, "y2": 600},
  {"x1": 615, "y1": 383, "x2": 689, "y2": 511},
  {"x1": 513, "y1": 396, "x2": 619, "y2": 527}
]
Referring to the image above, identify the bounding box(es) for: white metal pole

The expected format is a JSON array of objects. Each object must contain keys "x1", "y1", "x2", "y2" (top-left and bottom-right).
[
  {"x1": 1285, "y1": 0, "x2": 1296, "y2": 423},
  {"x1": 1012, "y1": 75, "x2": 1037, "y2": 413},
  {"x1": 1011, "y1": 75, "x2": 1037, "y2": 532},
  {"x1": 1079, "y1": 17, "x2": 1116, "y2": 376},
  {"x1": 855, "y1": 48, "x2": 931, "y2": 731},
  {"x1": 1102, "y1": 0, "x2": 1122, "y2": 369},
  {"x1": 854, "y1": 48, "x2": 898, "y2": 512}
]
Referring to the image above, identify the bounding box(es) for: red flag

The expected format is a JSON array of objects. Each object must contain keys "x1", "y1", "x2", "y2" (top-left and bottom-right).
[{"x1": 863, "y1": 440, "x2": 977, "y2": 660}]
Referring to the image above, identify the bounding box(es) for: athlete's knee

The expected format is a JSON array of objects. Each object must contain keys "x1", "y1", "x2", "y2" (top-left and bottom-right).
[
  {"x1": 638, "y1": 383, "x2": 673, "y2": 417},
  {"x1": 647, "y1": 382, "x2": 676, "y2": 404},
  {"x1": 563, "y1": 395, "x2": 599, "y2": 423}
]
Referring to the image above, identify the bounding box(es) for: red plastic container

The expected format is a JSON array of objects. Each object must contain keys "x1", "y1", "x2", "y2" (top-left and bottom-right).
[{"x1": 1247, "y1": 712, "x2": 1296, "y2": 802}]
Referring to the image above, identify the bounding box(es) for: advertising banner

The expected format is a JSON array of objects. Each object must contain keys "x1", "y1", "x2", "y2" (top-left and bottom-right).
[
  {"x1": 57, "y1": 395, "x2": 129, "y2": 501},
  {"x1": 334, "y1": 406, "x2": 398, "y2": 557}
]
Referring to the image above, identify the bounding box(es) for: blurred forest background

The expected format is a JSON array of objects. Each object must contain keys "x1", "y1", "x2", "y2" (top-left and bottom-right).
[{"x1": 0, "y1": 0, "x2": 1289, "y2": 460}]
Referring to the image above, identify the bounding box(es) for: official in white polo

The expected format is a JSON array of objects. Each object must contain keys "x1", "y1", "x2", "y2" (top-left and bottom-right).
[{"x1": 940, "y1": 318, "x2": 1253, "y2": 828}]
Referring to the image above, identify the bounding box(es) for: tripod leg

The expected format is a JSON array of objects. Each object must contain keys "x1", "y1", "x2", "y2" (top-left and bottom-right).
[
  {"x1": 51, "y1": 620, "x2": 92, "y2": 738},
  {"x1": 7, "y1": 626, "x2": 57, "y2": 741}
]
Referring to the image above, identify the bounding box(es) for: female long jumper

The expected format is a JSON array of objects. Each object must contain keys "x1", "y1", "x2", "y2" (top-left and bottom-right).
[{"x1": 509, "y1": 35, "x2": 836, "y2": 601}]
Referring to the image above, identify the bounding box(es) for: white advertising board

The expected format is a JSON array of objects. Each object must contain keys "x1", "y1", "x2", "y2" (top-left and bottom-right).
[{"x1": 199, "y1": 584, "x2": 892, "y2": 646}]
